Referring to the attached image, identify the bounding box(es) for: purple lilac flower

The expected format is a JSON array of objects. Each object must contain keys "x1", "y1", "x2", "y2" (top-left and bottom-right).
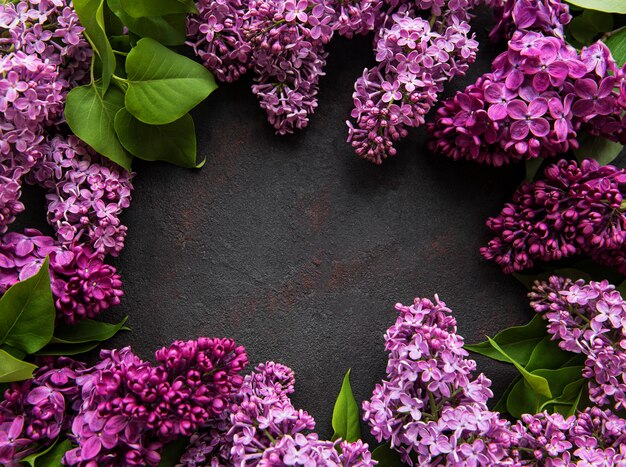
[
  {"x1": 179, "y1": 361, "x2": 376, "y2": 466},
  {"x1": 511, "y1": 408, "x2": 626, "y2": 465},
  {"x1": 0, "y1": 229, "x2": 124, "y2": 324},
  {"x1": 0, "y1": 357, "x2": 85, "y2": 464},
  {"x1": 65, "y1": 339, "x2": 248, "y2": 466},
  {"x1": 428, "y1": 28, "x2": 625, "y2": 166},
  {"x1": 529, "y1": 276, "x2": 626, "y2": 411},
  {"x1": 362, "y1": 296, "x2": 515, "y2": 465},
  {"x1": 488, "y1": 0, "x2": 571, "y2": 42},
  {"x1": 480, "y1": 158, "x2": 626, "y2": 274},
  {"x1": 347, "y1": 4, "x2": 478, "y2": 163}
]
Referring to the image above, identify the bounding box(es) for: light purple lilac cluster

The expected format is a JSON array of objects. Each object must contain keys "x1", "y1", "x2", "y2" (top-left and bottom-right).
[
  {"x1": 64, "y1": 338, "x2": 248, "y2": 466},
  {"x1": 347, "y1": 1, "x2": 478, "y2": 163},
  {"x1": 0, "y1": 1, "x2": 133, "y2": 322},
  {"x1": 481, "y1": 158, "x2": 626, "y2": 274},
  {"x1": 428, "y1": 5, "x2": 626, "y2": 166},
  {"x1": 365, "y1": 293, "x2": 626, "y2": 465},
  {"x1": 362, "y1": 296, "x2": 514, "y2": 465},
  {"x1": 0, "y1": 357, "x2": 85, "y2": 463},
  {"x1": 180, "y1": 360, "x2": 375, "y2": 466},
  {"x1": 187, "y1": 0, "x2": 384, "y2": 135},
  {"x1": 530, "y1": 276, "x2": 626, "y2": 411}
]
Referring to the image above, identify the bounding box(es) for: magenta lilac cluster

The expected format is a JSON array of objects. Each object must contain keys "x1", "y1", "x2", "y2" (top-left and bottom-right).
[
  {"x1": 481, "y1": 158, "x2": 626, "y2": 274},
  {"x1": 180, "y1": 360, "x2": 375, "y2": 466},
  {"x1": 347, "y1": 1, "x2": 478, "y2": 163},
  {"x1": 428, "y1": 3, "x2": 626, "y2": 166},
  {"x1": 362, "y1": 296, "x2": 513, "y2": 465},
  {"x1": 63, "y1": 338, "x2": 248, "y2": 466},
  {"x1": 0, "y1": 357, "x2": 85, "y2": 463},
  {"x1": 488, "y1": 0, "x2": 571, "y2": 42},
  {"x1": 187, "y1": 0, "x2": 384, "y2": 135},
  {"x1": 0, "y1": 1, "x2": 133, "y2": 322},
  {"x1": 530, "y1": 276, "x2": 626, "y2": 411}
]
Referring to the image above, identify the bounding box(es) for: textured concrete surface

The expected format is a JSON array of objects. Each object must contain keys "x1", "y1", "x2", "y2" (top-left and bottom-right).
[{"x1": 16, "y1": 21, "x2": 536, "y2": 440}]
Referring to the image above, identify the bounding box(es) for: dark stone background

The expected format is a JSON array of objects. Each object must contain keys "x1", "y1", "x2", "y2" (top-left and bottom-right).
[{"x1": 16, "y1": 16, "x2": 536, "y2": 440}]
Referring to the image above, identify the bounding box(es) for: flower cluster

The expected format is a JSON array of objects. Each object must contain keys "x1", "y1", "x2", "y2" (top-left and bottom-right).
[
  {"x1": 187, "y1": 0, "x2": 384, "y2": 135},
  {"x1": 530, "y1": 276, "x2": 626, "y2": 411},
  {"x1": 180, "y1": 360, "x2": 375, "y2": 466},
  {"x1": 347, "y1": 3, "x2": 478, "y2": 163},
  {"x1": 362, "y1": 296, "x2": 514, "y2": 465},
  {"x1": 64, "y1": 338, "x2": 248, "y2": 465},
  {"x1": 428, "y1": 28, "x2": 626, "y2": 165},
  {"x1": 511, "y1": 408, "x2": 626, "y2": 465},
  {"x1": 480, "y1": 158, "x2": 626, "y2": 274},
  {"x1": 0, "y1": 357, "x2": 85, "y2": 464},
  {"x1": 488, "y1": 0, "x2": 572, "y2": 41},
  {"x1": 0, "y1": 229, "x2": 124, "y2": 324},
  {"x1": 0, "y1": 1, "x2": 133, "y2": 322}
]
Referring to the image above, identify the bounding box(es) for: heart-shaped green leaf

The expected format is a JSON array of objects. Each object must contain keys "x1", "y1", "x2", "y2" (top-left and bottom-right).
[
  {"x1": 0, "y1": 257, "x2": 55, "y2": 353},
  {"x1": 525, "y1": 336, "x2": 579, "y2": 372},
  {"x1": 331, "y1": 369, "x2": 361, "y2": 443},
  {"x1": 50, "y1": 316, "x2": 129, "y2": 344},
  {"x1": 73, "y1": 0, "x2": 116, "y2": 91},
  {"x1": 108, "y1": 0, "x2": 187, "y2": 45},
  {"x1": 465, "y1": 314, "x2": 547, "y2": 366},
  {"x1": 125, "y1": 38, "x2": 217, "y2": 125},
  {"x1": 574, "y1": 134, "x2": 623, "y2": 166},
  {"x1": 120, "y1": 0, "x2": 196, "y2": 17},
  {"x1": 0, "y1": 348, "x2": 37, "y2": 382},
  {"x1": 65, "y1": 84, "x2": 132, "y2": 171},
  {"x1": 115, "y1": 108, "x2": 204, "y2": 168},
  {"x1": 24, "y1": 438, "x2": 72, "y2": 467}
]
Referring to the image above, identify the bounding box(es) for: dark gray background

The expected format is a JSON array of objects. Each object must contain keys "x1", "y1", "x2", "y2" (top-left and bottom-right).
[{"x1": 17, "y1": 18, "x2": 534, "y2": 440}]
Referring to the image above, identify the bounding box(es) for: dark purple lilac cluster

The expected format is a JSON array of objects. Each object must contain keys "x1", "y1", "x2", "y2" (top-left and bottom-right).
[
  {"x1": 488, "y1": 0, "x2": 571, "y2": 42},
  {"x1": 0, "y1": 229, "x2": 124, "y2": 324},
  {"x1": 0, "y1": 1, "x2": 133, "y2": 322},
  {"x1": 187, "y1": 0, "x2": 384, "y2": 135},
  {"x1": 428, "y1": 4, "x2": 626, "y2": 166},
  {"x1": 481, "y1": 158, "x2": 626, "y2": 274},
  {"x1": 530, "y1": 276, "x2": 626, "y2": 411},
  {"x1": 362, "y1": 296, "x2": 513, "y2": 465},
  {"x1": 64, "y1": 338, "x2": 248, "y2": 465},
  {"x1": 0, "y1": 357, "x2": 85, "y2": 463},
  {"x1": 180, "y1": 361, "x2": 375, "y2": 466}
]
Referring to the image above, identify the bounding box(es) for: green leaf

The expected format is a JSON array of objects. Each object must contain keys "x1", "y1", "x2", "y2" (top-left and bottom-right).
[
  {"x1": 465, "y1": 314, "x2": 547, "y2": 366},
  {"x1": 583, "y1": 10, "x2": 613, "y2": 33},
  {"x1": 605, "y1": 27, "x2": 626, "y2": 67},
  {"x1": 114, "y1": 108, "x2": 204, "y2": 168},
  {"x1": 0, "y1": 348, "x2": 37, "y2": 382},
  {"x1": 513, "y1": 268, "x2": 592, "y2": 291},
  {"x1": 50, "y1": 316, "x2": 129, "y2": 344},
  {"x1": 0, "y1": 257, "x2": 54, "y2": 353},
  {"x1": 21, "y1": 437, "x2": 62, "y2": 466},
  {"x1": 574, "y1": 134, "x2": 623, "y2": 166},
  {"x1": 371, "y1": 444, "x2": 405, "y2": 467},
  {"x1": 507, "y1": 378, "x2": 541, "y2": 418},
  {"x1": 487, "y1": 337, "x2": 552, "y2": 398},
  {"x1": 65, "y1": 84, "x2": 132, "y2": 171},
  {"x1": 540, "y1": 378, "x2": 586, "y2": 412},
  {"x1": 525, "y1": 336, "x2": 577, "y2": 372},
  {"x1": 2, "y1": 345, "x2": 25, "y2": 360},
  {"x1": 569, "y1": 15, "x2": 600, "y2": 45},
  {"x1": 493, "y1": 375, "x2": 521, "y2": 414},
  {"x1": 120, "y1": 0, "x2": 196, "y2": 17},
  {"x1": 108, "y1": 0, "x2": 187, "y2": 46},
  {"x1": 125, "y1": 38, "x2": 217, "y2": 125},
  {"x1": 525, "y1": 158, "x2": 544, "y2": 181},
  {"x1": 158, "y1": 437, "x2": 189, "y2": 467},
  {"x1": 331, "y1": 369, "x2": 361, "y2": 443},
  {"x1": 73, "y1": 0, "x2": 116, "y2": 91},
  {"x1": 565, "y1": 0, "x2": 626, "y2": 14},
  {"x1": 30, "y1": 438, "x2": 72, "y2": 466},
  {"x1": 35, "y1": 341, "x2": 102, "y2": 356}
]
